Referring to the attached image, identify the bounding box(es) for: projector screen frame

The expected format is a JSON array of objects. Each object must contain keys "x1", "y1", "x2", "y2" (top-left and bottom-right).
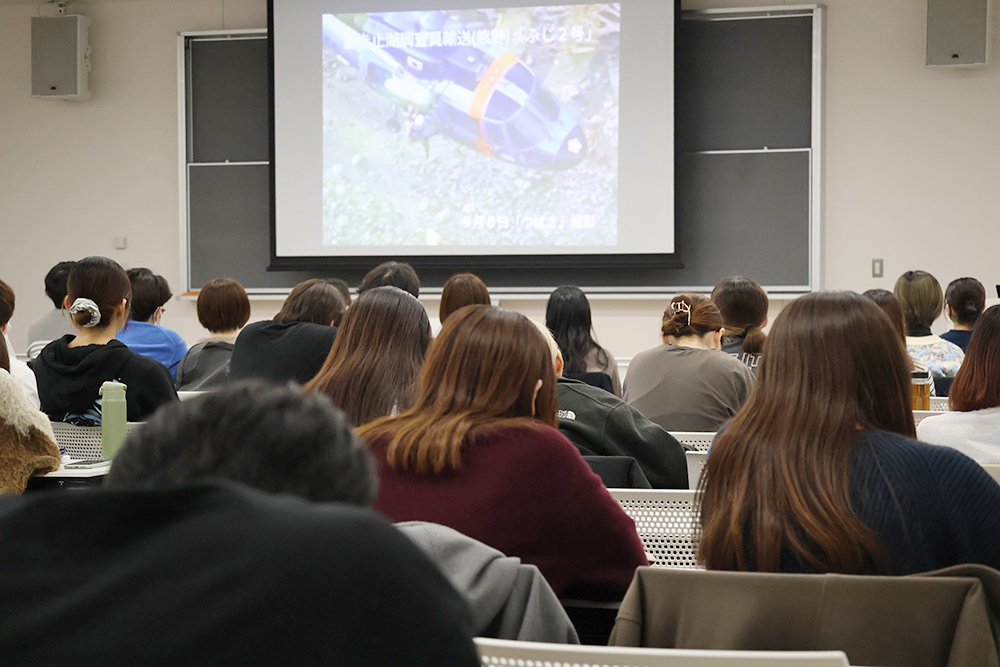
[
  {"x1": 265, "y1": 0, "x2": 682, "y2": 273},
  {"x1": 177, "y1": 5, "x2": 823, "y2": 294}
]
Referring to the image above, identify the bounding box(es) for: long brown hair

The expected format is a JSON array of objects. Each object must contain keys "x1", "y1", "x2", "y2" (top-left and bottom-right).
[
  {"x1": 698, "y1": 291, "x2": 915, "y2": 574},
  {"x1": 0, "y1": 335, "x2": 9, "y2": 372},
  {"x1": 712, "y1": 276, "x2": 768, "y2": 354},
  {"x1": 950, "y1": 305, "x2": 1000, "y2": 412},
  {"x1": 357, "y1": 305, "x2": 558, "y2": 474},
  {"x1": 304, "y1": 287, "x2": 431, "y2": 426}
]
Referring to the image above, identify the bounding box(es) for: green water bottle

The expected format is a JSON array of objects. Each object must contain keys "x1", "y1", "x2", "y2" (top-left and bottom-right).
[{"x1": 100, "y1": 381, "x2": 128, "y2": 461}]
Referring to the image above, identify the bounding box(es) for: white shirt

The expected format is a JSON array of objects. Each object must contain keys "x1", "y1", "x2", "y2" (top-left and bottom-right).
[
  {"x1": 917, "y1": 406, "x2": 1000, "y2": 463},
  {"x1": 4, "y1": 333, "x2": 40, "y2": 409}
]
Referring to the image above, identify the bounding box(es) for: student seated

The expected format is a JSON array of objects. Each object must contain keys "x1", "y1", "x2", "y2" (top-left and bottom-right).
[
  {"x1": 918, "y1": 305, "x2": 1000, "y2": 462},
  {"x1": 862, "y1": 288, "x2": 936, "y2": 395},
  {"x1": 439, "y1": 272, "x2": 491, "y2": 324},
  {"x1": 33, "y1": 257, "x2": 177, "y2": 424},
  {"x1": 941, "y1": 276, "x2": 986, "y2": 353},
  {"x1": 624, "y1": 294, "x2": 755, "y2": 432},
  {"x1": 358, "y1": 260, "x2": 420, "y2": 297},
  {"x1": 357, "y1": 305, "x2": 648, "y2": 600},
  {"x1": 711, "y1": 275, "x2": 768, "y2": 374},
  {"x1": 546, "y1": 285, "x2": 621, "y2": 396},
  {"x1": 116, "y1": 268, "x2": 188, "y2": 376},
  {"x1": 175, "y1": 277, "x2": 251, "y2": 390},
  {"x1": 106, "y1": 381, "x2": 576, "y2": 644},
  {"x1": 0, "y1": 279, "x2": 39, "y2": 407},
  {"x1": 894, "y1": 270, "x2": 964, "y2": 378},
  {"x1": 305, "y1": 286, "x2": 431, "y2": 426},
  {"x1": 530, "y1": 320, "x2": 687, "y2": 489},
  {"x1": 0, "y1": 384, "x2": 480, "y2": 665},
  {"x1": 699, "y1": 291, "x2": 1000, "y2": 575},
  {"x1": 26, "y1": 260, "x2": 76, "y2": 359},
  {"x1": 229, "y1": 278, "x2": 343, "y2": 385}
]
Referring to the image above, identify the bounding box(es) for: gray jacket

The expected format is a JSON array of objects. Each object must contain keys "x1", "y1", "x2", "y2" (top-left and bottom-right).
[{"x1": 397, "y1": 521, "x2": 579, "y2": 643}]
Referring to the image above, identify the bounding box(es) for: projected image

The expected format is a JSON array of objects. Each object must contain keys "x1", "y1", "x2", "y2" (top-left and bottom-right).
[{"x1": 321, "y1": 4, "x2": 620, "y2": 249}]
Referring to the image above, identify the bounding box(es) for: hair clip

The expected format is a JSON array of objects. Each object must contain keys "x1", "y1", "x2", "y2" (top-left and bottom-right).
[{"x1": 671, "y1": 300, "x2": 691, "y2": 326}]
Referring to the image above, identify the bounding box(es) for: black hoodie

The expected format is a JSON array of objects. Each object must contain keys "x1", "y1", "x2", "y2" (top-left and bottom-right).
[{"x1": 34, "y1": 335, "x2": 177, "y2": 423}]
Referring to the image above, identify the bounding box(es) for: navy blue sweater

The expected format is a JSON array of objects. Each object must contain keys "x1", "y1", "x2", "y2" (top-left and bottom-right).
[{"x1": 842, "y1": 430, "x2": 1000, "y2": 575}]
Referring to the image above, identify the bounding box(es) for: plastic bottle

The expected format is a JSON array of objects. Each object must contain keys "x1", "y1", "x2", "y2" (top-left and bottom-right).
[{"x1": 100, "y1": 381, "x2": 128, "y2": 461}]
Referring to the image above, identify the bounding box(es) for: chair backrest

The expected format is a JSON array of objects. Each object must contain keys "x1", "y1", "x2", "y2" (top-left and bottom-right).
[
  {"x1": 929, "y1": 397, "x2": 950, "y2": 412},
  {"x1": 669, "y1": 431, "x2": 715, "y2": 451},
  {"x1": 50, "y1": 421, "x2": 143, "y2": 461},
  {"x1": 913, "y1": 410, "x2": 936, "y2": 426},
  {"x1": 608, "y1": 489, "x2": 701, "y2": 569},
  {"x1": 610, "y1": 565, "x2": 1000, "y2": 667},
  {"x1": 685, "y1": 451, "x2": 707, "y2": 490},
  {"x1": 981, "y1": 464, "x2": 1000, "y2": 485},
  {"x1": 934, "y1": 375, "x2": 954, "y2": 397},
  {"x1": 475, "y1": 637, "x2": 850, "y2": 666}
]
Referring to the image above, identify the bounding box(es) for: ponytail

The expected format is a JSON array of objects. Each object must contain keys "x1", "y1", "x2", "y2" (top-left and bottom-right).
[{"x1": 712, "y1": 276, "x2": 769, "y2": 353}]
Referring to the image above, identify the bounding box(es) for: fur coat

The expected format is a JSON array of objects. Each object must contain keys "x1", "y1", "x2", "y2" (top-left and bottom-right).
[{"x1": 0, "y1": 369, "x2": 61, "y2": 494}]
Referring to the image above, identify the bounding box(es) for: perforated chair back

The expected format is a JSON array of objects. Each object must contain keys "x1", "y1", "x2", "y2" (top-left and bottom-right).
[
  {"x1": 50, "y1": 421, "x2": 144, "y2": 461},
  {"x1": 669, "y1": 431, "x2": 715, "y2": 451},
  {"x1": 475, "y1": 638, "x2": 850, "y2": 666},
  {"x1": 608, "y1": 489, "x2": 700, "y2": 569},
  {"x1": 913, "y1": 410, "x2": 936, "y2": 426},
  {"x1": 929, "y1": 397, "x2": 950, "y2": 412},
  {"x1": 981, "y1": 464, "x2": 1000, "y2": 485},
  {"x1": 685, "y1": 451, "x2": 707, "y2": 490}
]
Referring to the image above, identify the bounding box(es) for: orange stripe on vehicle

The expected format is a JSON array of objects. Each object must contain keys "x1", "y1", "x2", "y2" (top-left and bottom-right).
[
  {"x1": 474, "y1": 137, "x2": 494, "y2": 156},
  {"x1": 468, "y1": 52, "x2": 520, "y2": 121}
]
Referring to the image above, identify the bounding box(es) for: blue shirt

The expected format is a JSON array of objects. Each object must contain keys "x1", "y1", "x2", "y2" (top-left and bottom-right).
[{"x1": 116, "y1": 320, "x2": 188, "y2": 377}]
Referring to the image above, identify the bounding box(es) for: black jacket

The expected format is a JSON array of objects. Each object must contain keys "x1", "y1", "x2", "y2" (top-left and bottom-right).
[
  {"x1": 0, "y1": 483, "x2": 480, "y2": 666},
  {"x1": 33, "y1": 335, "x2": 177, "y2": 423},
  {"x1": 557, "y1": 377, "x2": 687, "y2": 489},
  {"x1": 229, "y1": 320, "x2": 337, "y2": 386}
]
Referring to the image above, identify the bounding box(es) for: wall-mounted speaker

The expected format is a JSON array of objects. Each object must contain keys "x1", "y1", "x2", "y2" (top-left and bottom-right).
[
  {"x1": 927, "y1": 0, "x2": 991, "y2": 66},
  {"x1": 31, "y1": 15, "x2": 92, "y2": 100}
]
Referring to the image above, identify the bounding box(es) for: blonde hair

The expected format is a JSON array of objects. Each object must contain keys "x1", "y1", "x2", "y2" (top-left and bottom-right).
[{"x1": 530, "y1": 319, "x2": 563, "y2": 373}]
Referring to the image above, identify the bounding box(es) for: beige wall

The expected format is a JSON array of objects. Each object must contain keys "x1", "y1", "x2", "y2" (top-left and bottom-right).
[{"x1": 2, "y1": 0, "x2": 997, "y2": 359}]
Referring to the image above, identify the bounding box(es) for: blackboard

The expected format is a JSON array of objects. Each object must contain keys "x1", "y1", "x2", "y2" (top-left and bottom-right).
[{"x1": 181, "y1": 6, "x2": 821, "y2": 293}]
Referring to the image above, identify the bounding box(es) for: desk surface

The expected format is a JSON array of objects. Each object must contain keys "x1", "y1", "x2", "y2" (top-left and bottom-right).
[{"x1": 43, "y1": 462, "x2": 111, "y2": 478}]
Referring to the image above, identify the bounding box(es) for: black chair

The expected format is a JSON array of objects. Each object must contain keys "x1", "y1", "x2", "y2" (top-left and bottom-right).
[
  {"x1": 564, "y1": 372, "x2": 614, "y2": 394},
  {"x1": 582, "y1": 456, "x2": 651, "y2": 489}
]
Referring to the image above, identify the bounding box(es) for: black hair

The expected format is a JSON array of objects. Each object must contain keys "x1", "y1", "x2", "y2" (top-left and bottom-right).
[
  {"x1": 106, "y1": 381, "x2": 377, "y2": 506},
  {"x1": 44, "y1": 261, "x2": 76, "y2": 310},
  {"x1": 127, "y1": 268, "x2": 172, "y2": 322},
  {"x1": 545, "y1": 285, "x2": 608, "y2": 374},
  {"x1": 945, "y1": 277, "x2": 986, "y2": 327},
  {"x1": 358, "y1": 261, "x2": 420, "y2": 298}
]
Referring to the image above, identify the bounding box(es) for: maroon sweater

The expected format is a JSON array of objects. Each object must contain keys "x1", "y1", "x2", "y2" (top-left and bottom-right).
[{"x1": 369, "y1": 424, "x2": 648, "y2": 599}]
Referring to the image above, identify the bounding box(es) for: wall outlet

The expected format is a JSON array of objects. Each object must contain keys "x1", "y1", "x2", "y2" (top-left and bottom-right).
[
  {"x1": 114, "y1": 236, "x2": 127, "y2": 249},
  {"x1": 872, "y1": 258, "x2": 884, "y2": 278}
]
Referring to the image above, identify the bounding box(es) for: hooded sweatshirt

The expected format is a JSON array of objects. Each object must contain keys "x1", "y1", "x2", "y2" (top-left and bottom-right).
[{"x1": 34, "y1": 335, "x2": 177, "y2": 423}]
